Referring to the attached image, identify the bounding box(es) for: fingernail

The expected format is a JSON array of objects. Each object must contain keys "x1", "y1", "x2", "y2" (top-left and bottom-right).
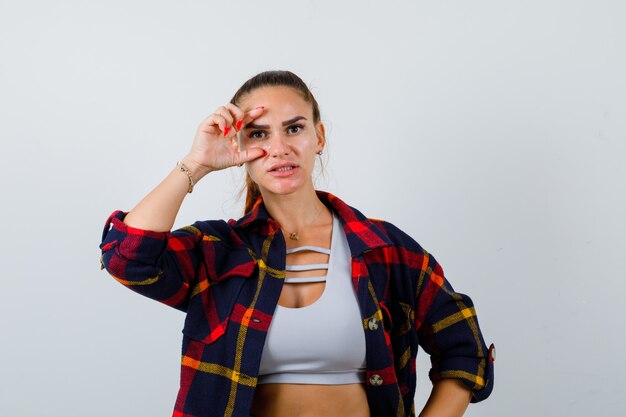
[
  {"x1": 255, "y1": 106, "x2": 265, "y2": 111},
  {"x1": 236, "y1": 119, "x2": 243, "y2": 131},
  {"x1": 223, "y1": 126, "x2": 231, "y2": 136}
]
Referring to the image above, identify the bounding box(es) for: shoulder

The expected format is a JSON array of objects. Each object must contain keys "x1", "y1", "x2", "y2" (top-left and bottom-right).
[
  {"x1": 366, "y1": 217, "x2": 427, "y2": 254},
  {"x1": 362, "y1": 217, "x2": 445, "y2": 275},
  {"x1": 185, "y1": 218, "x2": 232, "y2": 237},
  {"x1": 173, "y1": 218, "x2": 248, "y2": 248},
  {"x1": 327, "y1": 192, "x2": 432, "y2": 260}
]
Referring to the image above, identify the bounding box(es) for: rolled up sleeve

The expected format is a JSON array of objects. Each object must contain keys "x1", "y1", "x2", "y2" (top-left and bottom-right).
[
  {"x1": 99, "y1": 210, "x2": 203, "y2": 312},
  {"x1": 415, "y1": 252, "x2": 494, "y2": 402}
]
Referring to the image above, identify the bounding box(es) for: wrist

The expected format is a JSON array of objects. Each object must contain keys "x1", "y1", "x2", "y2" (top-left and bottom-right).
[{"x1": 180, "y1": 156, "x2": 213, "y2": 182}]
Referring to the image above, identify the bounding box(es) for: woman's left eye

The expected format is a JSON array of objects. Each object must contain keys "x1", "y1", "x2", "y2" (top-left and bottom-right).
[{"x1": 287, "y1": 124, "x2": 304, "y2": 134}]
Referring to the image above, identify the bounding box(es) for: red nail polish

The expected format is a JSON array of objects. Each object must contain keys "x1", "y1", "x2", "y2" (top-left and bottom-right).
[
  {"x1": 223, "y1": 126, "x2": 230, "y2": 136},
  {"x1": 236, "y1": 119, "x2": 243, "y2": 131},
  {"x1": 255, "y1": 106, "x2": 265, "y2": 110}
]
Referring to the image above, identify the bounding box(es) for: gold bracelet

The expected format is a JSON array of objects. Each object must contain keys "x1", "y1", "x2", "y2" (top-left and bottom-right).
[{"x1": 176, "y1": 161, "x2": 195, "y2": 193}]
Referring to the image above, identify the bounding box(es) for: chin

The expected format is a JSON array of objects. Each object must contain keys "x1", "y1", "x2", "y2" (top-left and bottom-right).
[
  {"x1": 260, "y1": 178, "x2": 308, "y2": 196},
  {"x1": 263, "y1": 184, "x2": 303, "y2": 196}
]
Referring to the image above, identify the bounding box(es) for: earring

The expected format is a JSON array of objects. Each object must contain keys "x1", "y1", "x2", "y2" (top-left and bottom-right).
[{"x1": 317, "y1": 150, "x2": 323, "y2": 155}]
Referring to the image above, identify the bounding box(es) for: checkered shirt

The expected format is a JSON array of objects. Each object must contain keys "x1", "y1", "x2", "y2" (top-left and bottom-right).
[{"x1": 100, "y1": 191, "x2": 494, "y2": 417}]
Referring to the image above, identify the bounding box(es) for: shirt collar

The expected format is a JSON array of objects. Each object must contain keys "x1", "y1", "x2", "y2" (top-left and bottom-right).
[{"x1": 233, "y1": 190, "x2": 393, "y2": 257}]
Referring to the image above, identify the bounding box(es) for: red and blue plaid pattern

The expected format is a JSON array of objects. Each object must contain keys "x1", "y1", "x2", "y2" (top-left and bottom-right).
[{"x1": 100, "y1": 191, "x2": 494, "y2": 417}]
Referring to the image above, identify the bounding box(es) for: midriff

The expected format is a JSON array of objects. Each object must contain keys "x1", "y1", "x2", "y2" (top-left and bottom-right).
[{"x1": 250, "y1": 383, "x2": 370, "y2": 417}]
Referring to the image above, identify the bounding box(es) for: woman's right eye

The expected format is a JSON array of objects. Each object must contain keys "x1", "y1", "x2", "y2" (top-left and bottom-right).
[{"x1": 250, "y1": 130, "x2": 266, "y2": 139}]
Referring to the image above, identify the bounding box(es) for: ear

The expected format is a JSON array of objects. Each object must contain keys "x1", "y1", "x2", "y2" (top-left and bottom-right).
[{"x1": 315, "y1": 122, "x2": 326, "y2": 152}]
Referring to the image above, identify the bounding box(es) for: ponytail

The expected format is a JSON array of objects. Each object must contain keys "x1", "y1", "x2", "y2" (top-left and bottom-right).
[{"x1": 243, "y1": 172, "x2": 261, "y2": 214}]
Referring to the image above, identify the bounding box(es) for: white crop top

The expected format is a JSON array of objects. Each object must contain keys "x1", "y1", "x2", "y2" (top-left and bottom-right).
[{"x1": 257, "y1": 214, "x2": 367, "y2": 385}]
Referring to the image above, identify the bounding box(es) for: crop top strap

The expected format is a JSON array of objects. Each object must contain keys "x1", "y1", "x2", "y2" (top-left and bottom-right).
[
  {"x1": 284, "y1": 276, "x2": 327, "y2": 284},
  {"x1": 286, "y1": 246, "x2": 331, "y2": 255},
  {"x1": 285, "y1": 263, "x2": 329, "y2": 272}
]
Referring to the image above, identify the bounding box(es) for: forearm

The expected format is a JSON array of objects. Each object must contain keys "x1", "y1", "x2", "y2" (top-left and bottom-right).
[
  {"x1": 418, "y1": 379, "x2": 472, "y2": 417},
  {"x1": 124, "y1": 157, "x2": 211, "y2": 232}
]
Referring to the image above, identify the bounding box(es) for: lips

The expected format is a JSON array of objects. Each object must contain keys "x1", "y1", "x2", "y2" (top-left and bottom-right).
[
  {"x1": 268, "y1": 162, "x2": 299, "y2": 172},
  {"x1": 267, "y1": 161, "x2": 300, "y2": 177}
]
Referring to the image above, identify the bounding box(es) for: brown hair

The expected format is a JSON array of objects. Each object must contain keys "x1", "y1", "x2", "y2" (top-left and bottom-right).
[{"x1": 230, "y1": 70, "x2": 322, "y2": 213}]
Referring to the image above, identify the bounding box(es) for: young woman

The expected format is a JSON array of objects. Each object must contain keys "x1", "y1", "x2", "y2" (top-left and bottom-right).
[{"x1": 100, "y1": 70, "x2": 495, "y2": 417}]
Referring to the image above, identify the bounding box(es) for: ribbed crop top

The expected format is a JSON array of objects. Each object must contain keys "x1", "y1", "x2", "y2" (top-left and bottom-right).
[{"x1": 257, "y1": 214, "x2": 367, "y2": 385}]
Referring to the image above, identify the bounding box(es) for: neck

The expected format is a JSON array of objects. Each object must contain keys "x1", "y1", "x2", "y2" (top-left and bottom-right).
[{"x1": 260, "y1": 185, "x2": 330, "y2": 233}]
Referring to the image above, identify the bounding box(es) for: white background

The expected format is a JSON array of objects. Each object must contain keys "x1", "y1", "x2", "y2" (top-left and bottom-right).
[{"x1": 1, "y1": 0, "x2": 624, "y2": 416}]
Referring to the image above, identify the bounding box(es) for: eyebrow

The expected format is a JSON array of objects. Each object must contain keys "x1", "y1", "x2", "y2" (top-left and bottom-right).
[{"x1": 244, "y1": 116, "x2": 307, "y2": 130}]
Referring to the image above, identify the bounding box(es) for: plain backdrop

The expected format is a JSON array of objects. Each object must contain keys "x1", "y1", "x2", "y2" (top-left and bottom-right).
[{"x1": 1, "y1": 0, "x2": 625, "y2": 416}]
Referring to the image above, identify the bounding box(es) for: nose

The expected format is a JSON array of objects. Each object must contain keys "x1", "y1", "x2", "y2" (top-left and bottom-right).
[{"x1": 267, "y1": 132, "x2": 291, "y2": 157}]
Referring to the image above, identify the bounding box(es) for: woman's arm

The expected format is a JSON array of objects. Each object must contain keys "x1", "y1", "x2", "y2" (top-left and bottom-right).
[
  {"x1": 99, "y1": 105, "x2": 267, "y2": 311},
  {"x1": 123, "y1": 104, "x2": 266, "y2": 232},
  {"x1": 413, "y1": 250, "x2": 495, "y2": 403},
  {"x1": 419, "y1": 379, "x2": 472, "y2": 417},
  {"x1": 122, "y1": 158, "x2": 209, "y2": 232}
]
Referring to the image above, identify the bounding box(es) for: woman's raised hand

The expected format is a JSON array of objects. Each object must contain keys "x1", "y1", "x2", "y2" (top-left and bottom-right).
[
  {"x1": 123, "y1": 104, "x2": 265, "y2": 231},
  {"x1": 182, "y1": 104, "x2": 266, "y2": 178}
]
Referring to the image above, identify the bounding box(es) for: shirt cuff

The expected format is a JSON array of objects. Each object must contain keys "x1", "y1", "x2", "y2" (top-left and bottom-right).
[
  {"x1": 100, "y1": 210, "x2": 170, "y2": 266},
  {"x1": 429, "y1": 343, "x2": 495, "y2": 403}
]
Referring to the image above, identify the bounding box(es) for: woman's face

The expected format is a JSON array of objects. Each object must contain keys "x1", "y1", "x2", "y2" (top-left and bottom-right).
[{"x1": 237, "y1": 86, "x2": 325, "y2": 197}]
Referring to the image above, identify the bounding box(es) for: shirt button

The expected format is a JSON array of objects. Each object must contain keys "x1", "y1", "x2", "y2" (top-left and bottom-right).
[
  {"x1": 369, "y1": 374, "x2": 383, "y2": 386},
  {"x1": 367, "y1": 317, "x2": 379, "y2": 331}
]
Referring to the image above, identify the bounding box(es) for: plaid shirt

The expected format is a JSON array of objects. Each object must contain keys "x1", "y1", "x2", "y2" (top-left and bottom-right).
[{"x1": 100, "y1": 191, "x2": 494, "y2": 417}]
